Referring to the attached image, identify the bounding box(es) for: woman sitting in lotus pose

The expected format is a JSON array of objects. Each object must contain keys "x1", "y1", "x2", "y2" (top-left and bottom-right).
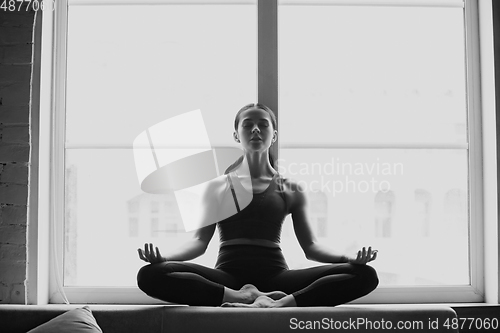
[{"x1": 137, "y1": 103, "x2": 378, "y2": 307}]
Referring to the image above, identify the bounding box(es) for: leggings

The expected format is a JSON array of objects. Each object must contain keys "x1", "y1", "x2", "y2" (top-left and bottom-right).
[{"x1": 137, "y1": 245, "x2": 379, "y2": 307}]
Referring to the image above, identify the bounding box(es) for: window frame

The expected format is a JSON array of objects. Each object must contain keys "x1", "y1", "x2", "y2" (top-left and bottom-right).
[{"x1": 33, "y1": 0, "x2": 496, "y2": 304}]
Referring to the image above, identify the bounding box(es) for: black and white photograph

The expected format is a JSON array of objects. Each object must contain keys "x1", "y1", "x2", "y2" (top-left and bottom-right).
[{"x1": 0, "y1": 0, "x2": 499, "y2": 332}]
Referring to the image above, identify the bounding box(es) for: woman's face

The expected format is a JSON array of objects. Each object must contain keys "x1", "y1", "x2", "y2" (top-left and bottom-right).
[{"x1": 235, "y1": 107, "x2": 276, "y2": 152}]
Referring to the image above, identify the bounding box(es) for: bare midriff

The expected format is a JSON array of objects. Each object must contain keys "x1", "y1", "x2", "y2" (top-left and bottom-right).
[{"x1": 220, "y1": 238, "x2": 280, "y2": 248}]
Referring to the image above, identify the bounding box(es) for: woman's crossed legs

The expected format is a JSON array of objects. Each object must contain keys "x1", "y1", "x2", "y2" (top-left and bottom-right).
[{"x1": 137, "y1": 260, "x2": 378, "y2": 307}]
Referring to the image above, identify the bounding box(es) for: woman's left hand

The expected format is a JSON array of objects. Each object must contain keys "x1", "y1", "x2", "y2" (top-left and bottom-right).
[{"x1": 349, "y1": 246, "x2": 377, "y2": 265}]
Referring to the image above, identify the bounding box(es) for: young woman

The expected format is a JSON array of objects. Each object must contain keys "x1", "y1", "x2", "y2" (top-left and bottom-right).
[{"x1": 137, "y1": 103, "x2": 378, "y2": 307}]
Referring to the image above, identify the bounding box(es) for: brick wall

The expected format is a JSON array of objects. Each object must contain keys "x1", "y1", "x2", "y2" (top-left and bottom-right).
[{"x1": 0, "y1": 10, "x2": 35, "y2": 304}]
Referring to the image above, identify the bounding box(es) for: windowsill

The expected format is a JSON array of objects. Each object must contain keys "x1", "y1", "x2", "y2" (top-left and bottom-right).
[{"x1": 2, "y1": 303, "x2": 493, "y2": 308}]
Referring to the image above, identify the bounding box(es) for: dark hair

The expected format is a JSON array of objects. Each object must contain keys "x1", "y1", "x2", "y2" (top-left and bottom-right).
[{"x1": 224, "y1": 103, "x2": 277, "y2": 174}]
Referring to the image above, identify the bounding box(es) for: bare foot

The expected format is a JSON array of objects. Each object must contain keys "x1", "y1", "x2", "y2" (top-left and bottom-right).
[
  {"x1": 221, "y1": 295, "x2": 279, "y2": 308},
  {"x1": 222, "y1": 284, "x2": 287, "y2": 304},
  {"x1": 240, "y1": 284, "x2": 287, "y2": 301}
]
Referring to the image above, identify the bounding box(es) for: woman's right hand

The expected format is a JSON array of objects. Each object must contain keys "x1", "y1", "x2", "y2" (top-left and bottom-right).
[
  {"x1": 348, "y1": 246, "x2": 377, "y2": 265},
  {"x1": 137, "y1": 243, "x2": 167, "y2": 264}
]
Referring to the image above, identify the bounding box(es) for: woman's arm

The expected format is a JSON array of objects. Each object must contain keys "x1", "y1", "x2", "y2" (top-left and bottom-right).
[
  {"x1": 138, "y1": 223, "x2": 216, "y2": 263},
  {"x1": 138, "y1": 177, "x2": 223, "y2": 264},
  {"x1": 164, "y1": 223, "x2": 216, "y2": 261},
  {"x1": 287, "y1": 180, "x2": 376, "y2": 264}
]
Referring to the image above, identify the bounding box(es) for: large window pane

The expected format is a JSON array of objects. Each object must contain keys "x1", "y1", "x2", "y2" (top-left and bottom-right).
[
  {"x1": 278, "y1": 149, "x2": 469, "y2": 286},
  {"x1": 65, "y1": 3, "x2": 257, "y2": 287},
  {"x1": 278, "y1": 3, "x2": 469, "y2": 287},
  {"x1": 279, "y1": 4, "x2": 466, "y2": 145},
  {"x1": 65, "y1": 149, "x2": 222, "y2": 286},
  {"x1": 66, "y1": 4, "x2": 256, "y2": 147}
]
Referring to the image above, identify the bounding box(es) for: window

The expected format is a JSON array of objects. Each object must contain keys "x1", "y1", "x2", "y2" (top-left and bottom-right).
[
  {"x1": 151, "y1": 201, "x2": 159, "y2": 214},
  {"x1": 414, "y1": 189, "x2": 431, "y2": 237},
  {"x1": 43, "y1": 0, "x2": 492, "y2": 303},
  {"x1": 375, "y1": 190, "x2": 395, "y2": 238},
  {"x1": 128, "y1": 201, "x2": 140, "y2": 214},
  {"x1": 151, "y1": 218, "x2": 159, "y2": 237},
  {"x1": 129, "y1": 218, "x2": 139, "y2": 237},
  {"x1": 164, "y1": 222, "x2": 179, "y2": 236},
  {"x1": 61, "y1": 0, "x2": 257, "y2": 290}
]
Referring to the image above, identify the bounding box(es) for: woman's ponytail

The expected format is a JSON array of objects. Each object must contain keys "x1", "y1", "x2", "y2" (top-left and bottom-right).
[
  {"x1": 268, "y1": 150, "x2": 275, "y2": 169},
  {"x1": 223, "y1": 155, "x2": 244, "y2": 175}
]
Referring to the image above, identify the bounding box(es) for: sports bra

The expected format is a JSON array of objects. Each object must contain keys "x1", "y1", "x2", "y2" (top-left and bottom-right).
[{"x1": 217, "y1": 172, "x2": 289, "y2": 247}]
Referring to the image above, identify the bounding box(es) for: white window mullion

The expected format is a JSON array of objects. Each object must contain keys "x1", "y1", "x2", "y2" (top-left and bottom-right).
[
  {"x1": 28, "y1": 7, "x2": 53, "y2": 306},
  {"x1": 477, "y1": 0, "x2": 499, "y2": 304},
  {"x1": 50, "y1": 0, "x2": 70, "y2": 304},
  {"x1": 464, "y1": 0, "x2": 485, "y2": 302}
]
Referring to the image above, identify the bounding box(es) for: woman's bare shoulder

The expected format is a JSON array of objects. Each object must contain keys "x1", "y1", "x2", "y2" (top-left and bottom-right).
[
  {"x1": 278, "y1": 176, "x2": 307, "y2": 210},
  {"x1": 204, "y1": 174, "x2": 230, "y2": 194},
  {"x1": 279, "y1": 176, "x2": 305, "y2": 193}
]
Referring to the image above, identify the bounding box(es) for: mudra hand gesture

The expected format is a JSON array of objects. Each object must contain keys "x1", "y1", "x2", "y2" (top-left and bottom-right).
[
  {"x1": 348, "y1": 246, "x2": 377, "y2": 265},
  {"x1": 138, "y1": 243, "x2": 167, "y2": 264}
]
